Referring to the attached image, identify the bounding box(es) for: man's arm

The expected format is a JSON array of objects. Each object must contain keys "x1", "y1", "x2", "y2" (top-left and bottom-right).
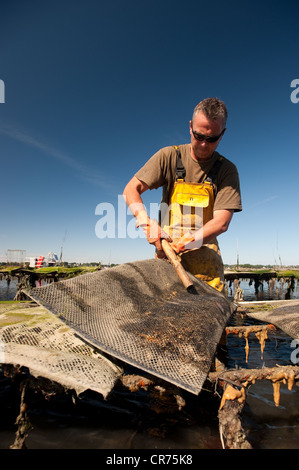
[
  {"x1": 172, "y1": 209, "x2": 234, "y2": 252},
  {"x1": 123, "y1": 176, "x2": 149, "y2": 217},
  {"x1": 197, "y1": 209, "x2": 234, "y2": 245},
  {"x1": 124, "y1": 178, "x2": 234, "y2": 254},
  {"x1": 123, "y1": 176, "x2": 168, "y2": 257}
]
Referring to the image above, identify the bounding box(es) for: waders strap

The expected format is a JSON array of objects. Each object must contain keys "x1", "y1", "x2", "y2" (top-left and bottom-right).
[
  {"x1": 174, "y1": 146, "x2": 186, "y2": 181},
  {"x1": 174, "y1": 146, "x2": 224, "y2": 184},
  {"x1": 204, "y1": 155, "x2": 224, "y2": 184}
]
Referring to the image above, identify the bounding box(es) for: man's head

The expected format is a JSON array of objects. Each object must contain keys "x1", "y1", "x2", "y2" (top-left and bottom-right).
[
  {"x1": 192, "y1": 97, "x2": 228, "y2": 126},
  {"x1": 190, "y1": 97, "x2": 227, "y2": 162}
]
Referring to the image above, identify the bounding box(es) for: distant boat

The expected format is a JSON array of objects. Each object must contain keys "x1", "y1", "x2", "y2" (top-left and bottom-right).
[
  {"x1": 28, "y1": 252, "x2": 60, "y2": 268},
  {"x1": 35, "y1": 256, "x2": 45, "y2": 268}
]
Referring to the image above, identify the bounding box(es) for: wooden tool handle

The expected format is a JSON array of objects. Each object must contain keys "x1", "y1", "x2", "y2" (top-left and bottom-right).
[{"x1": 161, "y1": 239, "x2": 194, "y2": 290}]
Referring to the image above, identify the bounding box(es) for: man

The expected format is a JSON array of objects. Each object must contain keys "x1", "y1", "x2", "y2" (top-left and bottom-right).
[{"x1": 123, "y1": 98, "x2": 242, "y2": 292}]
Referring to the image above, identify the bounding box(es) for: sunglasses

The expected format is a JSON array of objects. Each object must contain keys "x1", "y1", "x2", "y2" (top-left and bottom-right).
[{"x1": 191, "y1": 126, "x2": 225, "y2": 143}]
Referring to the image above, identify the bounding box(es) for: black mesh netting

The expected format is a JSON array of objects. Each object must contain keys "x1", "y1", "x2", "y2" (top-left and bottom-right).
[
  {"x1": 247, "y1": 302, "x2": 299, "y2": 339},
  {"x1": 28, "y1": 259, "x2": 235, "y2": 394}
]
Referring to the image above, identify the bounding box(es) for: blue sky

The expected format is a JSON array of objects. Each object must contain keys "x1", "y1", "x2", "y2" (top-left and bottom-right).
[{"x1": 0, "y1": 0, "x2": 298, "y2": 266}]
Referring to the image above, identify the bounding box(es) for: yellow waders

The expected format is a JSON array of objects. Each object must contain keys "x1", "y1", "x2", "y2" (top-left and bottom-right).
[{"x1": 161, "y1": 148, "x2": 224, "y2": 292}]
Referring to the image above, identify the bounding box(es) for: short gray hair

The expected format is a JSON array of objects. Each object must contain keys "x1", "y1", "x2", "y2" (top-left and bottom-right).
[{"x1": 192, "y1": 97, "x2": 228, "y2": 126}]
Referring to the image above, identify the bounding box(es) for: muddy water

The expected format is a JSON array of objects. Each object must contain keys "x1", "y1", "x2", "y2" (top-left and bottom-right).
[
  {"x1": 0, "y1": 278, "x2": 18, "y2": 301},
  {"x1": 226, "y1": 315, "x2": 299, "y2": 449},
  {"x1": 226, "y1": 277, "x2": 299, "y2": 302},
  {"x1": 0, "y1": 277, "x2": 299, "y2": 449}
]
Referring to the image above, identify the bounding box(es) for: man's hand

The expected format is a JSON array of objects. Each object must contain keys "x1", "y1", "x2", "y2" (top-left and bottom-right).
[
  {"x1": 170, "y1": 231, "x2": 196, "y2": 254},
  {"x1": 136, "y1": 210, "x2": 172, "y2": 257}
]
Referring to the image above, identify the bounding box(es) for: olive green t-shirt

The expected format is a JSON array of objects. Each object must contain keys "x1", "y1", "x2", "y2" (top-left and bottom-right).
[{"x1": 135, "y1": 144, "x2": 242, "y2": 212}]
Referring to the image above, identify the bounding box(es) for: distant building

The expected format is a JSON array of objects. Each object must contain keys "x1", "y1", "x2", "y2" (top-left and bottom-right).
[{"x1": 27, "y1": 252, "x2": 60, "y2": 268}]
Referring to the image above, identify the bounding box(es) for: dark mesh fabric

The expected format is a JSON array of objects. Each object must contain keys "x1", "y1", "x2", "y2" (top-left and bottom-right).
[
  {"x1": 28, "y1": 259, "x2": 234, "y2": 394},
  {"x1": 247, "y1": 301, "x2": 299, "y2": 339}
]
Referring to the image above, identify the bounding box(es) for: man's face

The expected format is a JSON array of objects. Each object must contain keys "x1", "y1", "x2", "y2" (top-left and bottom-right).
[{"x1": 189, "y1": 111, "x2": 225, "y2": 161}]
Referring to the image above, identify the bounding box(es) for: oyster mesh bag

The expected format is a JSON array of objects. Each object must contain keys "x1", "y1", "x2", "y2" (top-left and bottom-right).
[
  {"x1": 28, "y1": 259, "x2": 234, "y2": 394},
  {"x1": 0, "y1": 303, "x2": 122, "y2": 398}
]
